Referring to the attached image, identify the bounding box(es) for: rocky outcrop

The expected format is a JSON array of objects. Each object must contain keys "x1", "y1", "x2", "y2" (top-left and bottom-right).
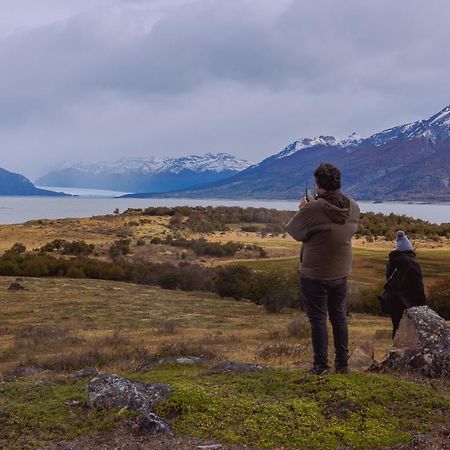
[
  {"x1": 87, "y1": 374, "x2": 173, "y2": 433},
  {"x1": 377, "y1": 306, "x2": 450, "y2": 377}
]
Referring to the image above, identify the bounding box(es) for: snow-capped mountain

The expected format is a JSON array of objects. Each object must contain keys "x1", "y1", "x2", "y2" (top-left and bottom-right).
[
  {"x1": 37, "y1": 153, "x2": 253, "y2": 193},
  {"x1": 63, "y1": 153, "x2": 251, "y2": 175},
  {"x1": 127, "y1": 105, "x2": 450, "y2": 201}
]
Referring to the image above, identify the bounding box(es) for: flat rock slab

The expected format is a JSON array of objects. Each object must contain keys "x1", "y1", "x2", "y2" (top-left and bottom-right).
[
  {"x1": 87, "y1": 374, "x2": 173, "y2": 433},
  {"x1": 209, "y1": 361, "x2": 268, "y2": 374},
  {"x1": 377, "y1": 306, "x2": 450, "y2": 377},
  {"x1": 137, "y1": 356, "x2": 207, "y2": 372}
]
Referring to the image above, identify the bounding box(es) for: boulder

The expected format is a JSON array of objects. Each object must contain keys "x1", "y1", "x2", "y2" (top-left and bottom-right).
[
  {"x1": 348, "y1": 342, "x2": 376, "y2": 371},
  {"x1": 378, "y1": 306, "x2": 450, "y2": 377},
  {"x1": 87, "y1": 373, "x2": 173, "y2": 433},
  {"x1": 209, "y1": 361, "x2": 267, "y2": 374}
]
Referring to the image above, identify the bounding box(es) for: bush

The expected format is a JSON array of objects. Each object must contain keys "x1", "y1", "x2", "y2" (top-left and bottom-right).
[
  {"x1": 8, "y1": 243, "x2": 26, "y2": 254},
  {"x1": 427, "y1": 278, "x2": 450, "y2": 319},
  {"x1": 346, "y1": 282, "x2": 384, "y2": 316},
  {"x1": 109, "y1": 239, "x2": 131, "y2": 260},
  {"x1": 248, "y1": 270, "x2": 301, "y2": 312},
  {"x1": 287, "y1": 315, "x2": 310, "y2": 338},
  {"x1": 40, "y1": 239, "x2": 94, "y2": 256},
  {"x1": 214, "y1": 265, "x2": 253, "y2": 300}
]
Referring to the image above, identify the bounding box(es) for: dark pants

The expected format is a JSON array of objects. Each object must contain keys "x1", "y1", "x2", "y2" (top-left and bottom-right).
[
  {"x1": 390, "y1": 297, "x2": 406, "y2": 339},
  {"x1": 300, "y1": 276, "x2": 349, "y2": 370}
]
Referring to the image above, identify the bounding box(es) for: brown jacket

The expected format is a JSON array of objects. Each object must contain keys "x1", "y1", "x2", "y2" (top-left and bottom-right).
[{"x1": 285, "y1": 193, "x2": 360, "y2": 280}]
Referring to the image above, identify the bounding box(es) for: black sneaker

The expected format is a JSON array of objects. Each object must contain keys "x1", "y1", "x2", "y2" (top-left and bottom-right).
[
  {"x1": 335, "y1": 366, "x2": 350, "y2": 374},
  {"x1": 307, "y1": 366, "x2": 329, "y2": 376}
]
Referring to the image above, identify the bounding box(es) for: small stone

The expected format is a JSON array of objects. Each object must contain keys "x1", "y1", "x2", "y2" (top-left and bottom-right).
[
  {"x1": 138, "y1": 356, "x2": 207, "y2": 371},
  {"x1": 135, "y1": 413, "x2": 171, "y2": 434},
  {"x1": 64, "y1": 400, "x2": 81, "y2": 407},
  {"x1": 8, "y1": 282, "x2": 25, "y2": 291},
  {"x1": 197, "y1": 445, "x2": 222, "y2": 449}
]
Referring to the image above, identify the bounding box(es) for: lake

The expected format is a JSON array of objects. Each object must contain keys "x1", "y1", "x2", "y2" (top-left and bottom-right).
[{"x1": 0, "y1": 187, "x2": 449, "y2": 224}]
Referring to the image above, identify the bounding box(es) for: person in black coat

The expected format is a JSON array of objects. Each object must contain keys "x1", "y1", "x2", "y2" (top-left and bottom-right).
[{"x1": 385, "y1": 230, "x2": 427, "y2": 338}]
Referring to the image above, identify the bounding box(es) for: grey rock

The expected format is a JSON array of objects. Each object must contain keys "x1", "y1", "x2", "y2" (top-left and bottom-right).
[
  {"x1": 348, "y1": 342, "x2": 376, "y2": 371},
  {"x1": 197, "y1": 445, "x2": 222, "y2": 450},
  {"x1": 209, "y1": 361, "x2": 267, "y2": 374},
  {"x1": 134, "y1": 413, "x2": 172, "y2": 434},
  {"x1": 8, "y1": 282, "x2": 25, "y2": 291},
  {"x1": 87, "y1": 373, "x2": 172, "y2": 433},
  {"x1": 137, "y1": 356, "x2": 207, "y2": 372},
  {"x1": 376, "y1": 306, "x2": 450, "y2": 377}
]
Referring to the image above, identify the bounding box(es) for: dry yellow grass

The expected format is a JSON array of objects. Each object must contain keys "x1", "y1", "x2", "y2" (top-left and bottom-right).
[{"x1": 0, "y1": 276, "x2": 392, "y2": 375}]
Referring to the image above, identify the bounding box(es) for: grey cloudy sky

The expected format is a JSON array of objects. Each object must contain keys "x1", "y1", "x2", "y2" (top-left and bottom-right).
[{"x1": 0, "y1": 0, "x2": 449, "y2": 179}]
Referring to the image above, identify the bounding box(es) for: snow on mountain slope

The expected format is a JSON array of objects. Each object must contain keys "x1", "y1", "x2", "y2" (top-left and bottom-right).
[
  {"x1": 274, "y1": 105, "x2": 450, "y2": 161},
  {"x1": 62, "y1": 153, "x2": 252, "y2": 175}
]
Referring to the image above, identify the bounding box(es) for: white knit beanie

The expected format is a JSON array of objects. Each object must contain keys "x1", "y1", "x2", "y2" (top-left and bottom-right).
[{"x1": 396, "y1": 230, "x2": 413, "y2": 252}]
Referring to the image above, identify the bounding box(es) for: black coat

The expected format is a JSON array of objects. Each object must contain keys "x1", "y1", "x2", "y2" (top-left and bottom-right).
[{"x1": 385, "y1": 251, "x2": 427, "y2": 308}]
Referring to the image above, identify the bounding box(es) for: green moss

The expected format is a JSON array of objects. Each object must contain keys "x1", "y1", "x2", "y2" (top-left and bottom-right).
[
  {"x1": 0, "y1": 379, "x2": 136, "y2": 450},
  {"x1": 135, "y1": 365, "x2": 449, "y2": 450}
]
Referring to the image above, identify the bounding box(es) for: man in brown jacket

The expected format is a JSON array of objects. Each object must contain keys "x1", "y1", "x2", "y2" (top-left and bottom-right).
[{"x1": 285, "y1": 163, "x2": 360, "y2": 375}]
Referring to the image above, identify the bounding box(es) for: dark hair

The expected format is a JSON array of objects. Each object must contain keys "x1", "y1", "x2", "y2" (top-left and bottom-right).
[{"x1": 314, "y1": 163, "x2": 341, "y2": 191}]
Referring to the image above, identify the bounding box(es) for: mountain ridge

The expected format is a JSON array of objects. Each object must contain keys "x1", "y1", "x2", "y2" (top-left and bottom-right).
[
  {"x1": 122, "y1": 105, "x2": 450, "y2": 201},
  {"x1": 37, "y1": 153, "x2": 253, "y2": 193}
]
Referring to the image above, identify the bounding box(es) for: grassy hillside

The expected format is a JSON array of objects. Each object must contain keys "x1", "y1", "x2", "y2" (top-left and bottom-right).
[{"x1": 0, "y1": 277, "x2": 448, "y2": 449}]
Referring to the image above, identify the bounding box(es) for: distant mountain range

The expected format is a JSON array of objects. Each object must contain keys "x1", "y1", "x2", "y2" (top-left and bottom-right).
[
  {"x1": 123, "y1": 105, "x2": 450, "y2": 201},
  {"x1": 37, "y1": 153, "x2": 253, "y2": 193}
]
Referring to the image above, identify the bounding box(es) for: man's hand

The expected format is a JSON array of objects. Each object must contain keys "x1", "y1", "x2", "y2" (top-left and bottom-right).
[{"x1": 299, "y1": 197, "x2": 308, "y2": 209}]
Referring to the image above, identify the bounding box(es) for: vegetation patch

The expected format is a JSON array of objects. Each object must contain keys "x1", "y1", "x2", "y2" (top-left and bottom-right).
[{"x1": 135, "y1": 364, "x2": 450, "y2": 450}]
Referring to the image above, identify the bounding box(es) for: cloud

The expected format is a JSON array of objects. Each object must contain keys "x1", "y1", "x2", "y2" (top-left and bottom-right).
[{"x1": 0, "y1": 0, "x2": 449, "y2": 179}]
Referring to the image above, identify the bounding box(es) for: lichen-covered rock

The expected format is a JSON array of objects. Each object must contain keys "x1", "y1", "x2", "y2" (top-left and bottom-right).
[
  {"x1": 378, "y1": 306, "x2": 450, "y2": 377},
  {"x1": 137, "y1": 356, "x2": 207, "y2": 372},
  {"x1": 209, "y1": 361, "x2": 267, "y2": 374},
  {"x1": 87, "y1": 374, "x2": 173, "y2": 433}
]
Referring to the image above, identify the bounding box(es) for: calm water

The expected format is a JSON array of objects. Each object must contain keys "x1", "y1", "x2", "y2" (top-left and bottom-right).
[{"x1": 0, "y1": 190, "x2": 449, "y2": 224}]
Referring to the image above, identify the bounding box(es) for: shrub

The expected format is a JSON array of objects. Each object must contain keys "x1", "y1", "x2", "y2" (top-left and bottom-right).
[
  {"x1": 287, "y1": 315, "x2": 310, "y2": 338},
  {"x1": 40, "y1": 239, "x2": 94, "y2": 256},
  {"x1": 346, "y1": 282, "x2": 384, "y2": 316},
  {"x1": 109, "y1": 239, "x2": 131, "y2": 260},
  {"x1": 427, "y1": 278, "x2": 450, "y2": 319},
  {"x1": 8, "y1": 243, "x2": 26, "y2": 254},
  {"x1": 214, "y1": 265, "x2": 253, "y2": 300},
  {"x1": 248, "y1": 270, "x2": 301, "y2": 312}
]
